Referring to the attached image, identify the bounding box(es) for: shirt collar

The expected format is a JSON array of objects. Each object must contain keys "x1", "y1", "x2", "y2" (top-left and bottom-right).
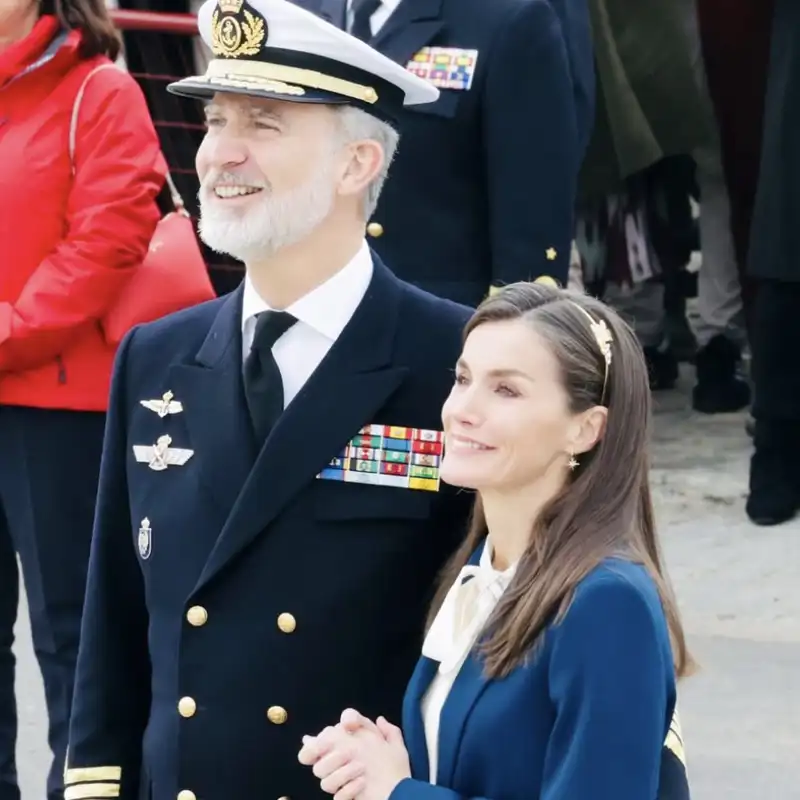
[{"x1": 241, "y1": 241, "x2": 373, "y2": 343}]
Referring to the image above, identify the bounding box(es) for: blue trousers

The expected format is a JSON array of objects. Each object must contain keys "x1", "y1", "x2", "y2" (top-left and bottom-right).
[{"x1": 0, "y1": 407, "x2": 105, "y2": 800}]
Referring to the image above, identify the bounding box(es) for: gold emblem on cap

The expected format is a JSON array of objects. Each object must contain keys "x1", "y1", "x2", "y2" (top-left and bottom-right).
[{"x1": 211, "y1": 0, "x2": 266, "y2": 59}]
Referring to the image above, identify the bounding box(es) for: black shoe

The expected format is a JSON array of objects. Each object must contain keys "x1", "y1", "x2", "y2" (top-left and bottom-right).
[
  {"x1": 644, "y1": 345, "x2": 679, "y2": 391},
  {"x1": 746, "y1": 421, "x2": 800, "y2": 525},
  {"x1": 692, "y1": 334, "x2": 751, "y2": 414}
]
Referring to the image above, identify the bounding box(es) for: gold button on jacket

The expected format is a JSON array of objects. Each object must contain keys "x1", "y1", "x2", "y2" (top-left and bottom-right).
[
  {"x1": 178, "y1": 697, "x2": 197, "y2": 718},
  {"x1": 277, "y1": 613, "x2": 296, "y2": 633},
  {"x1": 267, "y1": 705, "x2": 288, "y2": 724},
  {"x1": 366, "y1": 222, "x2": 383, "y2": 237},
  {"x1": 186, "y1": 606, "x2": 208, "y2": 626},
  {"x1": 177, "y1": 791, "x2": 196, "y2": 800}
]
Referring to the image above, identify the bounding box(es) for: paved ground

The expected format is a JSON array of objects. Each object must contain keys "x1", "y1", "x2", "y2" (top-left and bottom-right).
[{"x1": 12, "y1": 368, "x2": 800, "y2": 799}]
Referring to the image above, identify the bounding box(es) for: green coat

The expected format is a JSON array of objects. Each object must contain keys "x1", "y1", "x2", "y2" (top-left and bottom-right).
[{"x1": 579, "y1": 0, "x2": 718, "y2": 201}]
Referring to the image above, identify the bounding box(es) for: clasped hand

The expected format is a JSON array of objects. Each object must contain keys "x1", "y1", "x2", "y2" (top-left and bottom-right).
[{"x1": 298, "y1": 708, "x2": 411, "y2": 800}]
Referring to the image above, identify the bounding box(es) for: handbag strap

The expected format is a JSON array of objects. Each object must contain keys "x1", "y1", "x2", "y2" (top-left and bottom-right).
[{"x1": 68, "y1": 63, "x2": 187, "y2": 214}]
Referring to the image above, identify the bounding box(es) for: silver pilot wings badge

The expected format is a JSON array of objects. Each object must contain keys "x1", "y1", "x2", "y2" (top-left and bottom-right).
[
  {"x1": 140, "y1": 390, "x2": 183, "y2": 417},
  {"x1": 133, "y1": 434, "x2": 194, "y2": 471}
]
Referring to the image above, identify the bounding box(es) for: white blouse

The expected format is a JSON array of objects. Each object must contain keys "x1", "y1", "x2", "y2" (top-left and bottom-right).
[{"x1": 419, "y1": 540, "x2": 518, "y2": 783}]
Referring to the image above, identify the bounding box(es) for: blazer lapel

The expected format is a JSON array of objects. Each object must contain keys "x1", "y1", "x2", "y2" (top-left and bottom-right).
[
  {"x1": 194, "y1": 258, "x2": 409, "y2": 590},
  {"x1": 168, "y1": 288, "x2": 257, "y2": 519},
  {"x1": 373, "y1": 0, "x2": 444, "y2": 66},
  {"x1": 403, "y1": 544, "x2": 487, "y2": 783},
  {"x1": 402, "y1": 655, "x2": 438, "y2": 780},
  {"x1": 436, "y1": 651, "x2": 491, "y2": 786}
]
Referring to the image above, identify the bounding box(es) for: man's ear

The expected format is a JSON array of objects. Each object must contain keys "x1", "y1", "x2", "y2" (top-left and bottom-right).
[{"x1": 337, "y1": 139, "x2": 384, "y2": 198}]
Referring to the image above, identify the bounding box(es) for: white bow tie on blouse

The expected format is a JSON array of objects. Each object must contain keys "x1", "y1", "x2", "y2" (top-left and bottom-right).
[{"x1": 421, "y1": 544, "x2": 517, "y2": 675}]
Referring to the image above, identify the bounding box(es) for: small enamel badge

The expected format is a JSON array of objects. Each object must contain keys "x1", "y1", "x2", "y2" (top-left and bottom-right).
[
  {"x1": 133, "y1": 434, "x2": 194, "y2": 471},
  {"x1": 138, "y1": 517, "x2": 152, "y2": 560},
  {"x1": 140, "y1": 390, "x2": 183, "y2": 418}
]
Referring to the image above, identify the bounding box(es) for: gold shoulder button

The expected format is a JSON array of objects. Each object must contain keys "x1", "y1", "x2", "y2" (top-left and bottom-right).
[{"x1": 277, "y1": 613, "x2": 296, "y2": 633}]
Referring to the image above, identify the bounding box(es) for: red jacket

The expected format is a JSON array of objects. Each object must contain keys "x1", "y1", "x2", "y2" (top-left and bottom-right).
[{"x1": 0, "y1": 16, "x2": 166, "y2": 412}]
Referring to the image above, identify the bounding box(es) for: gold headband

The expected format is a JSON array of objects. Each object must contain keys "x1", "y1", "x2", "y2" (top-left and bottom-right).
[{"x1": 572, "y1": 304, "x2": 613, "y2": 401}]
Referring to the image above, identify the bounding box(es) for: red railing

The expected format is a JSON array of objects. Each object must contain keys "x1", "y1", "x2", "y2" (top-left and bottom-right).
[
  {"x1": 111, "y1": 10, "x2": 198, "y2": 35},
  {"x1": 110, "y1": 8, "x2": 244, "y2": 296}
]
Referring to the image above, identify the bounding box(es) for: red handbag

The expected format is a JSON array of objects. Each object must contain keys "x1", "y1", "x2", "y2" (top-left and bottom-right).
[
  {"x1": 70, "y1": 64, "x2": 217, "y2": 346},
  {"x1": 101, "y1": 174, "x2": 216, "y2": 344}
]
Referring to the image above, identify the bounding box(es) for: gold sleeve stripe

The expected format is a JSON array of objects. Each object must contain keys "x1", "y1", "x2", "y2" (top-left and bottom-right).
[
  {"x1": 668, "y1": 708, "x2": 685, "y2": 747},
  {"x1": 64, "y1": 767, "x2": 122, "y2": 784},
  {"x1": 665, "y1": 728, "x2": 686, "y2": 766},
  {"x1": 668, "y1": 721, "x2": 684, "y2": 749},
  {"x1": 64, "y1": 783, "x2": 121, "y2": 800}
]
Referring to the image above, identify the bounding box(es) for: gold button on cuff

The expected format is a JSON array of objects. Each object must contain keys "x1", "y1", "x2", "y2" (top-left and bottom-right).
[
  {"x1": 267, "y1": 705, "x2": 288, "y2": 725},
  {"x1": 277, "y1": 613, "x2": 296, "y2": 633},
  {"x1": 186, "y1": 606, "x2": 208, "y2": 627},
  {"x1": 178, "y1": 697, "x2": 197, "y2": 718},
  {"x1": 534, "y1": 275, "x2": 559, "y2": 288},
  {"x1": 177, "y1": 791, "x2": 196, "y2": 800},
  {"x1": 545, "y1": 247, "x2": 557, "y2": 260},
  {"x1": 366, "y1": 222, "x2": 384, "y2": 237}
]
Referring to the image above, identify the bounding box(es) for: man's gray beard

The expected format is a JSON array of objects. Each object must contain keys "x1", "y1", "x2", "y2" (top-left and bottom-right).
[{"x1": 197, "y1": 166, "x2": 336, "y2": 263}]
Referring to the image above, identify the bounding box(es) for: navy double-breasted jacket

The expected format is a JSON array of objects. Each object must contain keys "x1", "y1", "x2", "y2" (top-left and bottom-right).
[{"x1": 66, "y1": 257, "x2": 473, "y2": 800}]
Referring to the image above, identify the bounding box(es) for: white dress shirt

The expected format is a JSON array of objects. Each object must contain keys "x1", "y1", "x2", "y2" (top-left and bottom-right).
[
  {"x1": 420, "y1": 540, "x2": 518, "y2": 783},
  {"x1": 346, "y1": 0, "x2": 401, "y2": 38},
  {"x1": 240, "y1": 242, "x2": 373, "y2": 407}
]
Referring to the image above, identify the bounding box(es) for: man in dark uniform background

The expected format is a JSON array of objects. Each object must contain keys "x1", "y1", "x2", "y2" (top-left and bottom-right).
[
  {"x1": 292, "y1": 0, "x2": 595, "y2": 305},
  {"x1": 65, "y1": 1, "x2": 472, "y2": 798},
  {"x1": 746, "y1": 0, "x2": 800, "y2": 525}
]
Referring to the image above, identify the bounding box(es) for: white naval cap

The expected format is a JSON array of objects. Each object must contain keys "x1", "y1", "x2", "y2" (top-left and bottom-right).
[{"x1": 167, "y1": 0, "x2": 439, "y2": 121}]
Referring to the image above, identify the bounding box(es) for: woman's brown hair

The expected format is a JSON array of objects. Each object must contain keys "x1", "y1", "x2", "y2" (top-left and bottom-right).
[
  {"x1": 429, "y1": 281, "x2": 694, "y2": 680},
  {"x1": 41, "y1": 0, "x2": 122, "y2": 60}
]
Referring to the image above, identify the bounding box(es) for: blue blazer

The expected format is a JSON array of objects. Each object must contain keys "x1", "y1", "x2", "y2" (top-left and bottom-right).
[{"x1": 392, "y1": 550, "x2": 685, "y2": 800}]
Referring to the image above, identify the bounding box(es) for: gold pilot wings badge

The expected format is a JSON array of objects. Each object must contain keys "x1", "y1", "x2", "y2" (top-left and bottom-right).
[
  {"x1": 133, "y1": 434, "x2": 194, "y2": 471},
  {"x1": 140, "y1": 390, "x2": 183, "y2": 417}
]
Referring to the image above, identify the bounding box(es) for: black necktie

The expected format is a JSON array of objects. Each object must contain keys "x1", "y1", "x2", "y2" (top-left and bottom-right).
[
  {"x1": 350, "y1": 0, "x2": 381, "y2": 41},
  {"x1": 243, "y1": 310, "x2": 297, "y2": 446}
]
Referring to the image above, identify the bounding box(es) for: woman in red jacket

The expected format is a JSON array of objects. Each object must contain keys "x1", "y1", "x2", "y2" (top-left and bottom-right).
[{"x1": 0, "y1": 1, "x2": 165, "y2": 798}]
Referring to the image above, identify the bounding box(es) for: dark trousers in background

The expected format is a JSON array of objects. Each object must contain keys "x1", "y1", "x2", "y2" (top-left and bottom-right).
[
  {"x1": 0, "y1": 408, "x2": 105, "y2": 800},
  {"x1": 696, "y1": 0, "x2": 775, "y2": 333},
  {"x1": 752, "y1": 281, "x2": 800, "y2": 423}
]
